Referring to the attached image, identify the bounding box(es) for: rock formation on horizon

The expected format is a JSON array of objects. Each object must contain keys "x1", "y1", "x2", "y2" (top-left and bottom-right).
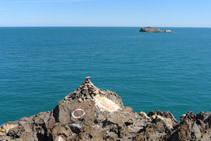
[
  {"x1": 139, "y1": 27, "x2": 172, "y2": 33},
  {"x1": 0, "y1": 77, "x2": 210, "y2": 141}
]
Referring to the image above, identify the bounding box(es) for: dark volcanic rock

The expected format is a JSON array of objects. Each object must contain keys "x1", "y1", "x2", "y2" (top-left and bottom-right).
[
  {"x1": 170, "y1": 111, "x2": 211, "y2": 141},
  {"x1": 0, "y1": 77, "x2": 210, "y2": 141},
  {"x1": 136, "y1": 110, "x2": 179, "y2": 141},
  {"x1": 139, "y1": 27, "x2": 172, "y2": 33}
]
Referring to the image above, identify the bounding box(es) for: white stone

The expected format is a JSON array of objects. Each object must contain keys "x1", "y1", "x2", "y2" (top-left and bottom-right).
[
  {"x1": 55, "y1": 136, "x2": 64, "y2": 141},
  {"x1": 2, "y1": 123, "x2": 18, "y2": 134},
  {"x1": 139, "y1": 112, "x2": 151, "y2": 120},
  {"x1": 94, "y1": 95, "x2": 120, "y2": 112}
]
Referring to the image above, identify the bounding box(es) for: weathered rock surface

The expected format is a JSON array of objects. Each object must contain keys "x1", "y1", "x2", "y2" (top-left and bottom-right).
[
  {"x1": 0, "y1": 77, "x2": 210, "y2": 141},
  {"x1": 139, "y1": 27, "x2": 172, "y2": 33}
]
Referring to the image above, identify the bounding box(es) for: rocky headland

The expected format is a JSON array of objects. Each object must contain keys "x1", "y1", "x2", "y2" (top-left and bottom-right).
[
  {"x1": 139, "y1": 27, "x2": 172, "y2": 33},
  {"x1": 0, "y1": 77, "x2": 210, "y2": 141}
]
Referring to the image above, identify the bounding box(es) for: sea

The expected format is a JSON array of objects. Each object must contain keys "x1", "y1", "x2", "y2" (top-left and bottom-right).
[{"x1": 0, "y1": 27, "x2": 211, "y2": 124}]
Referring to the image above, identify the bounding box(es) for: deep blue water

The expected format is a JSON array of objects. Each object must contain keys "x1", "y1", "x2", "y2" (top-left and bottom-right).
[{"x1": 0, "y1": 27, "x2": 211, "y2": 124}]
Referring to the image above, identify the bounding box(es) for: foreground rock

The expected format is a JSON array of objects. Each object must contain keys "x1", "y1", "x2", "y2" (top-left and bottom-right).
[
  {"x1": 139, "y1": 27, "x2": 172, "y2": 33},
  {"x1": 0, "y1": 77, "x2": 210, "y2": 141}
]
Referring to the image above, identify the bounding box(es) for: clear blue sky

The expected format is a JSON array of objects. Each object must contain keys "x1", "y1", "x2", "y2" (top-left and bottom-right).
[{"x1": 0, "y1": 0, "x2": 210, "y2": 27}]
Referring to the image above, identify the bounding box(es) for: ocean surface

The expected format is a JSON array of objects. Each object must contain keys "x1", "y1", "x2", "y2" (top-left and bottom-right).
[{"x1": 0, "y1": 27, "x2": 211, "y2": 124}]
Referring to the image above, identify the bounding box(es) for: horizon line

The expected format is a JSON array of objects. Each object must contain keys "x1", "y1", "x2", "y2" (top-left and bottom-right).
[{"x1": 0, "y1": 26, "x2": 211, "y2": 28}]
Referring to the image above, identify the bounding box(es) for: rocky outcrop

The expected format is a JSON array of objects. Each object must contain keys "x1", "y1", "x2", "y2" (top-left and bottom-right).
[
  {"x1": 0, "y1": 77, "x2": 210, "y2": 141},
  {"x1": 139, "y1": 27, "x2": 172, "y2": 33},
  {"x1": 170, "y1": 111, "x2": 211, "y2": 141}
]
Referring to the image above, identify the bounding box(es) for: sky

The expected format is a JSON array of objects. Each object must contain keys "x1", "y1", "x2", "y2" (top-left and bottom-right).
[{"x1": 0, "y1": 0, "x2": 211, "y2": 27}]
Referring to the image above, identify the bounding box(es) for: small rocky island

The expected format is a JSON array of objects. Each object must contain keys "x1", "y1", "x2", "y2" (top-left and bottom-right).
[
  {"x1": 139, "y1": 27, "x2": 172, "y2": 33},
  {"x1": 0, "y1": 77, "x2": 210, "y2": 141}
]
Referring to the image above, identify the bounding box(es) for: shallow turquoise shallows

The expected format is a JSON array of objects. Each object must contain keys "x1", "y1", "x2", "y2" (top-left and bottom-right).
[{"x1": 0, "y1": 27, "x2": 211, "y2": 124}]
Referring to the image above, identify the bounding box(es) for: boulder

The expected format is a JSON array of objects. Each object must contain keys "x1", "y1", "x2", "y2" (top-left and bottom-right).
[{"x1": 170, "y1": 111, "x2": 211, "y2": 141}]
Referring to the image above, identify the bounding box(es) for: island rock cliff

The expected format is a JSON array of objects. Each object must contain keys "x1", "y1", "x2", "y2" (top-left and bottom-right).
[
  {"x1": 139, "y1": 27, "x2": 172, "y2": 33},
  {"x1": 0, "y1": 77, "x2": 210, "y2": 141}
]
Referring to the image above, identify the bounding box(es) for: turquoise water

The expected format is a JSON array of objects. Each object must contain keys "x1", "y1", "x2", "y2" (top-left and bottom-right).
[{"x1": 0, "y1": 27, "x2": 211, "y2": 124}]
